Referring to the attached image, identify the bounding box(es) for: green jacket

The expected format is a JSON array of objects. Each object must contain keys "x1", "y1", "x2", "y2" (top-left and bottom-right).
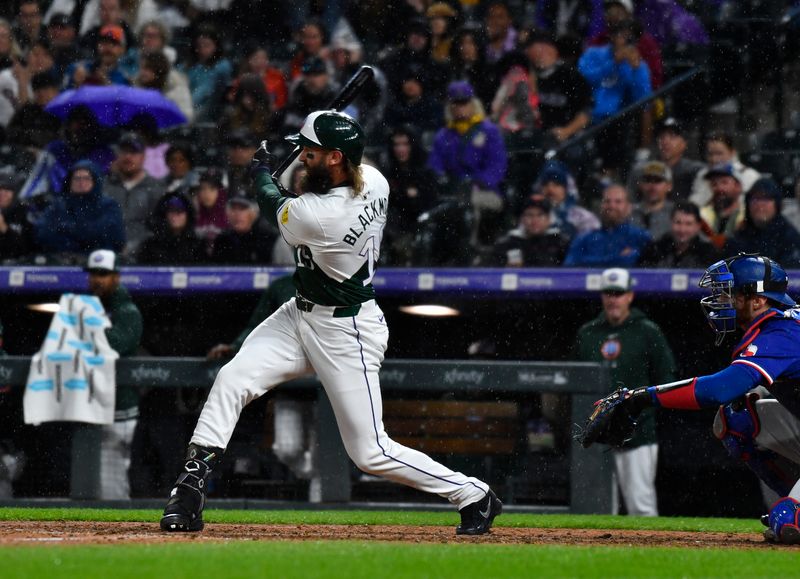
[
  {"x1": 231, "y1": 276, "x2": 296, "y2": 352},
  {"x1": 574, "y1": 307, "x2": 676, "y2": 448},
  {"x1": 102, "y1": 285, "x2": 143, "y2": 417}
]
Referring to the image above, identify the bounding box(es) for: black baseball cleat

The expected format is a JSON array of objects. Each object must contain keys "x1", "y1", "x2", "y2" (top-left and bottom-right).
[
  {"x1": 761, "y1": 514, "x2": 770, "y2": 527},
  {"x1": 160, "y1": 444, "x2": 222, "y2": 532},
  {"x1": 456, "y1": 490, "x2": 503, "y2": 536}
]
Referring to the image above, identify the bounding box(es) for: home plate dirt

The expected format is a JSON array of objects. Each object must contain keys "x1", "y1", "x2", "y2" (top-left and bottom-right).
[{"x1": 0, "y1": 521, "x2": 780, "y2": 549}]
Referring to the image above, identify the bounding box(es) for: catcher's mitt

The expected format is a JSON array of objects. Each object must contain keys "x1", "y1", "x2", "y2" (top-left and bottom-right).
[{"x1": 580, "y1": 387, "x2": 650, "y2": 449}]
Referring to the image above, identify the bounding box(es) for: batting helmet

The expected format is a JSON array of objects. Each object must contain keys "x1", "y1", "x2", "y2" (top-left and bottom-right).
[
  {"x1": 286, "y1": 110, "x2": 365, "y2": 165},
  {"x1": 699, "y1": 254, "x2": 796, "y2": 344}
]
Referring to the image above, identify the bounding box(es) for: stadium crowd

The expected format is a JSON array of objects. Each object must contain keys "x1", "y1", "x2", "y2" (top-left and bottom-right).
[{"x1": 0, "y1": 0, "x2": 799, "y2": 269}]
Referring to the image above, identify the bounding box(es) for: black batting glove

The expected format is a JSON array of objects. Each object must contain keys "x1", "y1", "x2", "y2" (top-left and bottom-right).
[{"x1": 250, "y1": 140, "x2": 277, "y2": 176}]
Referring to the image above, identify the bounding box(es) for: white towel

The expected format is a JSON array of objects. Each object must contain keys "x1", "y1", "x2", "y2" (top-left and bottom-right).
[{"x1": 23, "y1": 293, "x2": 119, "y2": 425}]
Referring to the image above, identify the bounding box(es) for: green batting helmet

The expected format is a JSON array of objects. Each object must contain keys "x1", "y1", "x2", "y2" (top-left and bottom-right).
[{"x1": 286, "y1": 110, "x2": 365, "y2": 165}]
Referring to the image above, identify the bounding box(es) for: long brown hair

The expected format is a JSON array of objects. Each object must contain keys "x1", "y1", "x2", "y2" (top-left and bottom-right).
[{"x1": 345, "y1": 159, "x2": 365, "y2": 197}]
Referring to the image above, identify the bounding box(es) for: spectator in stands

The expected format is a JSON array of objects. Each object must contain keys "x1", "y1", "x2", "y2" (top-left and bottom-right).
[
  {"x1": 574, "y1": 266, "x2": 676, "y2": 516},
  {"x1": 220, "y1": 73, "x2": 274, "y2": 141},
  {"x1": 631, "y1": 161, "x2": 674, "y2": 240},
  {"x1": 483, "y1": 1, "x2": 517, "y2": 65},
  {"x1": 449, "y1": 25, "x2": 496, "y2": 110},
  {"x1": 104, "y1": 132, "x2": 165, "y2": 255},
  {"x1": 689, "y1": 131, "x2": 761, "y2": 209},
  {"x1": 135, "y1": 50, "x2": 193, "y2": 123},
  {"x1": 45, "y1": 13, "x2": 79, "y2": 78},
  {"x1": 33, "y1": 160, "x2": 125, "y2": 256},
  {"x1": 383, "y1": 70, "x2": 443, "y2": 136},
  {"x1": 725, "y1": 177, "x2": 800, "y2": 267},
  {"x1": 118, "y1": 20, "x2": 177, "y2": 79},
  {"x1": 699, "y1": 162, "x2": 745, "y2": 249},
  {"x1": 525, "y1": 30, "x2": 592, "y2": 147},
  {"x1": 125, "y1": 112, "x2": 169, "y2": 179},
  {"x1": 223, "y1": 129, "x2": 258, "y2": 201},
  {"x1": 578, "y1": 17, "x2": 651, "y2": 176},
  {"x1": 534, "y1": 161, "x2": 600, "y2": 239},
  {"x1": 13, "y1": 1, "x2": 46, "y2": 54},
  {"x1": 66, "y1": 24, "x2": 130, "y2": 88},
  {"x1": 426, "y1": 2, "x2": 458, "y2": 64},
  {"x1": 588, "y1": 0, "x2": 663, "y2": 89},
  {"x1": 647, "y1": 117, "x2": 703, "y2": 200},
  {"x1": 379, "y1": 17, "x2": 449, "y2": 103},
  {"x1": 6, "y1": 70, "x2": 60, "y2": 149},
  {"x1": 0, "y1": 174, "x2": 32, "y2": 262},
  {"x1": 210, "y1": 190, "x2": 276, "y2": 265},
  {"x1": 137, "y1": 191, "x2": 205, "y2": 265},
  {"x1": 428, "y1": 80, "x2": 508, "y2": 248},
  {"x1": 84, "y1": 248, "x2": 143, "y2": 500},
  {"x1": 192, "y1": 168, "x2": 227, "y2": 255},
  {"x1": 161, "y1": 142, "x2": 198, "y2": 194},
  {"x1": 231, "y1": 42, "x2": 287, "y2": 111},
  {"x1": 77, "y1": 0, "x2": 138, "y2": 53},
  {"x1": 0, "y1": 38, "x2": 55, "y2": 128},
  {"x1": 563, "y1": 183, "x2": 651, "y2": 267},
  {"x1": 490, "y1": 53, "x2": 540, "y2": 137},
  {"x1": 185, "y1": 24, "x2": 233, "y2": 123},
  {"x1": 639, "y1": 201, "x2": 720, "y2": 268},
  {"x1": 0, "y1": 19, "x2": 21, "y2": 72},
  {"x1": 535, "y1": 0, "x2": 605, "y2": 40},
  {"x1": 20, "y1": 105, "x2": 115, "y2": 198},
  {"x1": 381, "y1": 125, "x2": 439, "y2": 266},
  {"x1": 328, "y1": 27, "x2": 388, "y2": 144},
  {"x1": 490, "y1": 194, "x2": 569, "y2": 266},
  {"x1": 280, "y1": 56, "x2": 339, "y2": 137},
  {"x1": 288, "y1": 18, "x2": 328, "y2": 81}
]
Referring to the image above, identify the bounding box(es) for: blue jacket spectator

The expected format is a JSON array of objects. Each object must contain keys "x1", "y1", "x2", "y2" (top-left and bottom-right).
[
  {"x1": 34, "y1": 160, "x2": 125, "y2": 255},
  {"x1": 564, "y1": 183, "x2": 651, "y2": 267},
  {"x1": 578, "y1": 31, "x2": 651, "y2": 121}
]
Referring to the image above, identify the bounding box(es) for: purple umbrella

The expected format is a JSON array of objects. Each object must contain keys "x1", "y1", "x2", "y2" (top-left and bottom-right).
[{"x1": 45, "y1": 85, "x2": 187, "y2": 128}]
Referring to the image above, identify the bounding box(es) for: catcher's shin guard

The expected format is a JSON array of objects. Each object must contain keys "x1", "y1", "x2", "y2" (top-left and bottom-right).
[
  {"x1": 713, "y1": 393, "x2": 794, "y2": 497},
  {"x1": 160, "y1": 444, "x2": 222, "y2": 532},
  {"x1": 764, "y1": 497, "x2": 800, "y2": 544}
]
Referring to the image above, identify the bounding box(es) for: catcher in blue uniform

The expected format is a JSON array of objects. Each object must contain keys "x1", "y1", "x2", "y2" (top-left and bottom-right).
[{"x1": 581, "y1": 253, "x2": 800, "y2": 544}]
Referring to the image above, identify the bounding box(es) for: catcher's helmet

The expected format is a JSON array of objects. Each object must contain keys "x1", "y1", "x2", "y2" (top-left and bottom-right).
[
  {"x1": 699, "y1": 254, "x2": 796, "y2": 344},
  {"x1": 286, "y1": 110, "x2": 364, "y2": 165}
]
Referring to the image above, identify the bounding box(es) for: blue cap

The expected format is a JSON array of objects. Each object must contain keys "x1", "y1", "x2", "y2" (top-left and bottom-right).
[{"x1": 447, "y1": 80, "x2": 474, "y2": 102}]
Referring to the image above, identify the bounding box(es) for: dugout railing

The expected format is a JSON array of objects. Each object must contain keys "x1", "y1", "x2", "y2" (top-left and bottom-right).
[{"x1": 0, "y1": 356, "x2": 612, "y2": 514}]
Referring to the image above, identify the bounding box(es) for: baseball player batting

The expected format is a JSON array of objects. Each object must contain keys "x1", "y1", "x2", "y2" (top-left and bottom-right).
[
  {"x1": 582, "y1": 254, "x2": 800, "y2": 544},
  {"x1": 160, "y1": 110, "x2": 502, "y2": 535}
]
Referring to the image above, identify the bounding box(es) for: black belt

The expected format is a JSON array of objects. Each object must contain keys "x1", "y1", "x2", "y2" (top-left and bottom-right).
[{"x1": 295, "y1": 294, "x2": 362, "y2": 318}]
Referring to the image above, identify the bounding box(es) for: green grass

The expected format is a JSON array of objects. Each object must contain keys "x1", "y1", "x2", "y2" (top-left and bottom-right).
[
  {"x1": 0, "y1": 508, "x2": 784, "y2": 579},
  {"x1": 2, "y1": 541, "x2": 796, "y2": 579}
]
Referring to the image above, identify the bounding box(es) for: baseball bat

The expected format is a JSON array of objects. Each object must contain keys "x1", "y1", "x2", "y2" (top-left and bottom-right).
[{"x1": 271, "y1": 65, "x2": 375, "y2": 180}]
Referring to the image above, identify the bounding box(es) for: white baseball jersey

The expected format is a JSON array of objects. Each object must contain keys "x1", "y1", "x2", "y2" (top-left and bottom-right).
[{"x1": 276, "y1": 164, "x2": 388, "y2": 306}]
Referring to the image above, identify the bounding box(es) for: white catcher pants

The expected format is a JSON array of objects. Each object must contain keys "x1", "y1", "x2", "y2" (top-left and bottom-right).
[{"x1": 192, "y1": 298, "x2": 488, "y2": 509}]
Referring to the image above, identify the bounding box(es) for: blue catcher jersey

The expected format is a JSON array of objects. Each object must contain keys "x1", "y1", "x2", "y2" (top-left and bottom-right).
[{"x1": 730, "y1": 308, "x2": 800, "y2": 418}]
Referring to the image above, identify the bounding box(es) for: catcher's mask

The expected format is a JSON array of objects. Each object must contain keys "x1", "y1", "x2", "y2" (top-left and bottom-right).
[{"x1": 699, "y1": 253, "x2": 795, "y2": 345}]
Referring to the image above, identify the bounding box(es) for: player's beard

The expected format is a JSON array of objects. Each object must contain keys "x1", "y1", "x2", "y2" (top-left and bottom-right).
[{"x1": 301, "y1": 164, "x2": 334, "y2": 193}]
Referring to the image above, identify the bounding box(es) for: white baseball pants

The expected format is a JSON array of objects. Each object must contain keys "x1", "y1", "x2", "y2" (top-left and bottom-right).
[
  {"x1": 613, "y1": 443, "x2": 658, "y2": 516},
  {"x1": 99, "y1": 418, "x2": 137, "y2": 500},
  {"x1": 192, "y1": 298, "x2": 488, "y2": 509}
]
